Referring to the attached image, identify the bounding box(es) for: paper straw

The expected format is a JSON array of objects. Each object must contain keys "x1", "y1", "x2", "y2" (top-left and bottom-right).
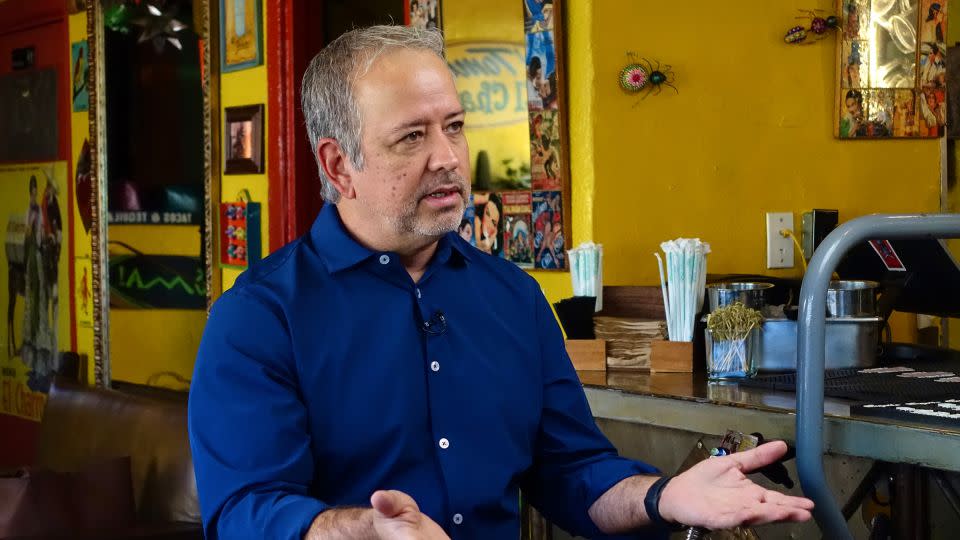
[
  {"x1": 654, "y1": 252, "x2": 671, "y2": 340},
  {"x1": 656, "y1": 238, "x2": 710, "y2": 342}
]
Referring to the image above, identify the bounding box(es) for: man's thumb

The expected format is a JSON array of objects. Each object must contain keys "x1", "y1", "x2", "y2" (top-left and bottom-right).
[{"x1": 371, "y1": 490, "x2": 418, "y2": 518}]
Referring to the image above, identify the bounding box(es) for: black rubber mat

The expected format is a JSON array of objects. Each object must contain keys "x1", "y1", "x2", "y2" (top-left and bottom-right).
[
  {"x1": 852, "y1": 399, "x2": 960, "y2": 429},
  {"x1": 740, "y1": 362, "x2": 960, "y2": 403}
]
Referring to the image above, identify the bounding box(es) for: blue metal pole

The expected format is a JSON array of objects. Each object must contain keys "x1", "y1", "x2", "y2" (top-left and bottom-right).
[{"x1": 797, "y1": 214, "x2": 960, "y2": 539}]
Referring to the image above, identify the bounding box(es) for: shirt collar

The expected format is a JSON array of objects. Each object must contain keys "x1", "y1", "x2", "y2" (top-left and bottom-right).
[{"x1": 311, "y1": 204, "x2": 474, "y2": 274}]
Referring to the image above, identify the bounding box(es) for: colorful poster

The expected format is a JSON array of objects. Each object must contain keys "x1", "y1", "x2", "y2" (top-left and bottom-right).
[
  {"x1": 525, "y1": 31, "x2": 557, "y2": 111},
  {"x1": 529, "y1": 109, "x2": 561, "y2": 190},
  {"x1": 532, "y1": 190, "x2": 564, "y2": 269},
  {"x1": 71, "y1": 41, "x2": 89, "y2": 112},
  {"x1": 1, "y1": 163, "x2": 69, "y2": 421},
  {"x1": 406, "y1": 0, "x2": 440, "y2": 30},
  {"x1": 458, "y1": 194, "x2": 476, "y2": 247},
  {"x1": 523, "y1": 0, "x2": 554, "y2": 33},
  {"x1": 502, "y1": 191, "x2": 533, "y2": 268},
  {"x1": 473, "y1": 192, "x2": 503, "y2": 257}
]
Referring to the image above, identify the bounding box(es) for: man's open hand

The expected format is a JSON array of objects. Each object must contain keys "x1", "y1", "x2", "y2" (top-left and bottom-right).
[
  {"x1": 659, "y1": 441, "x2": 814, "y2": 529},
  {"x1": 370, "y1": 490, "x2": 450, "y2": 540}
]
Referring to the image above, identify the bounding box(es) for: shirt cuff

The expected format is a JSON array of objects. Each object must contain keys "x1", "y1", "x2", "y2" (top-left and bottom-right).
[
  {"x1": 577, "y1": 457, "x2": 661, "y2": 538},
  {"x1": 270, "y1": 495, "x2": 330, "y2": 540}
]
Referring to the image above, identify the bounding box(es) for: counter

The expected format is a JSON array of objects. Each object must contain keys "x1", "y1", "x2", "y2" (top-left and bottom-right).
[{"x1": 578, "y1": 370, "x2": 960, "y2": 473}]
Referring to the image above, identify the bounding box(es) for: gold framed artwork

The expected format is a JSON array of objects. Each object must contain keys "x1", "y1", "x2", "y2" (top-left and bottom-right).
[
  {"x1": 221, "y1": 0, "x2": 263, "y2": 72},
  {"x1": 836, "y1": 0, "x2": 947, "y2": 138}
]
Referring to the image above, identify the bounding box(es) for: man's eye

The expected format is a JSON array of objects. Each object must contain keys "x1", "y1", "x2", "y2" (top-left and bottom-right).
[
  {"x1": 447, "y1": 121, "x2": 464, "y2": 134},
  {"x1": 404, "y1": 131, "x2": 424, "y2": 143}
]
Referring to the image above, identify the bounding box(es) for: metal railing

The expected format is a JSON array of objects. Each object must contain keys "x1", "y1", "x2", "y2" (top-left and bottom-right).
[{"x1": 796, "y1": 213, "x2": 960, "y2": 539}]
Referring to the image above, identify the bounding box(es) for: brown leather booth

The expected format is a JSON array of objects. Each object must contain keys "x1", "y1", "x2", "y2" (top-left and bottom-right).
[{"x1": 2, "y1": 377, "x2": 201, "y2": 539}]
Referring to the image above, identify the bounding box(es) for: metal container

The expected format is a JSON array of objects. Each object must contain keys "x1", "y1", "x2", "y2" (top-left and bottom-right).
[
  {"x1": 707, "y1": 282, "x2": 774, "y2": 312},
  {"x1": 759, "y1": 317, "x2": 881, "y2": 371},
  {"x1": 825, "y1": 280, "x2": 878, "y2": 318}
]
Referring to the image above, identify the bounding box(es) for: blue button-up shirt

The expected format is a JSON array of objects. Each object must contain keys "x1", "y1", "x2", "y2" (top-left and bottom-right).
[{"x1": 189, "y1": 205, "x2": 658, "y2": 540}]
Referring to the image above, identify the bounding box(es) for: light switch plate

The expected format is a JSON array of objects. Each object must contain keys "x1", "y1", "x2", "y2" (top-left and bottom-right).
[{"x1": 766, "y1": 212, "x2": 794, "y2": 269}]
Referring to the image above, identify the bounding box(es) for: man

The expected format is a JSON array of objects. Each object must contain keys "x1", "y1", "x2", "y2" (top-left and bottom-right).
[{"x1": 188, "y1": 25, "x2": 813, "y2": 540}]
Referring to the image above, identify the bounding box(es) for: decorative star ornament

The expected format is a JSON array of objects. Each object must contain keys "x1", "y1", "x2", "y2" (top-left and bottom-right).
[{"x1": 130, "y1": 2, "x2": 189, "y2": 53}]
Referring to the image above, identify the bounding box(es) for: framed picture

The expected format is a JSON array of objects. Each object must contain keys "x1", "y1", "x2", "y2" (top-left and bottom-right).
[
  {"x1": 220, "y1": 0, "x2": 263, "y2": 72},
  {"x1": 835, "y1": 0, "x2": 948, "y2": 138},
  {"x1": 225, "y1": 105, "x2": 264, "y2": 174},
  {"x1": 404, "y1": 0, "x2": 442, "y2": 30}
]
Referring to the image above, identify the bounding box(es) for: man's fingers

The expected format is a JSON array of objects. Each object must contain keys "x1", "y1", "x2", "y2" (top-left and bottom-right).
[
  {"x1": 371, "y1": 490, "x2": 419, "y2": 518},
  {"x1": 761, "y1": 489, "x2": 816, "y2": 510},
  {"x1": 732, "y1": 502, "x2": 812, "y2": 526},
  {"x1": 728, "y1": 440, "x2": 788, "y2": 473}
]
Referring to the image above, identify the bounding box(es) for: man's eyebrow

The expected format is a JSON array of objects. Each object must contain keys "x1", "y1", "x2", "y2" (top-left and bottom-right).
[{"x1": 387, "y1": 110, "x2": 466, "y2": 135}]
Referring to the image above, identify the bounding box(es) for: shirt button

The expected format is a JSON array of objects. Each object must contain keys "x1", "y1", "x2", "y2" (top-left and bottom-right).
[
  {"x1": 452, "y1": 513, "x2": 463, "y2": 525},
  {"x1": 430, "y1": 361, "x2": 440, "y2": 372},
  {"x1": 416, "y1": 288, "x2": 422, "y2": 299},
  {"x1": 438, "y1": 437, "x2": 450, "y2": 449},
  {"x1": 379, "y1": 254, "x2": 390, "y2": 265}
]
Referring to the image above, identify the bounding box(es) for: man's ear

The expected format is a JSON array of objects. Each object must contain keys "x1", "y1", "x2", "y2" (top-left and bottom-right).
[{"x1": 316, "y1": 138, "x2": 357, "y2": 200}]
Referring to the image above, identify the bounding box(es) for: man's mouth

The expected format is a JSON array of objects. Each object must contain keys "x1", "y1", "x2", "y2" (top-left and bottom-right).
[{"x1": 422, "y1": 185, "x2": 463, "y2": 201}]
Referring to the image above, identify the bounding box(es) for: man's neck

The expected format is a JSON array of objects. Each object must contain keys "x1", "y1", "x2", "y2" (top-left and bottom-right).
[
  {"x1": 337, "y1": 205, "x2": 440, "y2": 283},
  {"x1": 398, "y1": 242, "x2": 437, "y2": 283}
]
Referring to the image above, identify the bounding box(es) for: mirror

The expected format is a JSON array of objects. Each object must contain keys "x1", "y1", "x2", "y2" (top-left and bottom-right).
[
  {"x1": 87, "y1": 0, "x2": 214, "y2": 388},
  {"x1": 437, "y1": 0, "x2": 570, "y2": 270},
  {"x1": 837, "y1": 0, "x2": 947, "y2": 138}
]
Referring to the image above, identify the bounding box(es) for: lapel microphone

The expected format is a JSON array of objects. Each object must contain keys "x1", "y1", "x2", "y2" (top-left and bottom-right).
[{"x1": 421, "y1": 311, "x2": 447, "y2": 336}]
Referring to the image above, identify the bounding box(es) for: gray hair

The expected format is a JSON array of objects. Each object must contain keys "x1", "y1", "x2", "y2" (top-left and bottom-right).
[{"x1": 301, "y1": 25, "x2": 446, "y2": 203}]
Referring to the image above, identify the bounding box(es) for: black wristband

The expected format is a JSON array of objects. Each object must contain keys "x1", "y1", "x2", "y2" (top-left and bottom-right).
[{"x1": 643, "y1": 475, "x2": 685, "y2": 531}]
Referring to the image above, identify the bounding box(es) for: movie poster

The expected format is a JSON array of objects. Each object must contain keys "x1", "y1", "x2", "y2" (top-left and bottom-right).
[
  {"x1": 502, "y1": 191, "x2": 533, "y2": 268},
  {"x1": 473, "y1": 192, "x2": 503, "y2": 257},
  {"x1": 0, "y1": 163, "x2": 70, "y2": 422},
  {"x1": 529, "y1": 109, "x2": 562, "y2": 190},
  {"x1": 532, "y1": 190, "x2": 565, "y2": 269},
  {"x1": 458, "y1": 194, "x2": 476, "y2": 247}
]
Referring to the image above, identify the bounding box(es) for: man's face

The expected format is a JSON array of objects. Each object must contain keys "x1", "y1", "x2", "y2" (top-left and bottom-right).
[{"x1": 348, "y1": 49, "x2": 470, "y2": 243}]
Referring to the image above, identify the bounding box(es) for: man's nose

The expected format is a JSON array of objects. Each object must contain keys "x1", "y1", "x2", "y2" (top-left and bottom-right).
[{"x1": 428, "y1": 130, "x2": 460, "y2": 172}]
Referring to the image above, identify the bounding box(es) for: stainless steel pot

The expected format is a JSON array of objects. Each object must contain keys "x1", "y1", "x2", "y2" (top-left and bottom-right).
[
  {"x1": 826, "y1": 280, "x2": 878, "y2": 318},
  {"x1": 707, "y1": 282, "x2": 774, "y2": 312},
  {"x1": 759, "y1": 317, "x2": 880, "y2": 371}
]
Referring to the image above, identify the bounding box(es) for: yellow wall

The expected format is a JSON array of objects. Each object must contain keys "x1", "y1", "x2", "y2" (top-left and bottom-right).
[
  {"x1": 571, "y1": 0, "x2": 939, "y2": 287},
  {"x1": 219, "y1": 0, "x2": 270, "y2": 291},
  {"x1": 527, "y1": 0, "x2": 942, "y2": 345}
]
